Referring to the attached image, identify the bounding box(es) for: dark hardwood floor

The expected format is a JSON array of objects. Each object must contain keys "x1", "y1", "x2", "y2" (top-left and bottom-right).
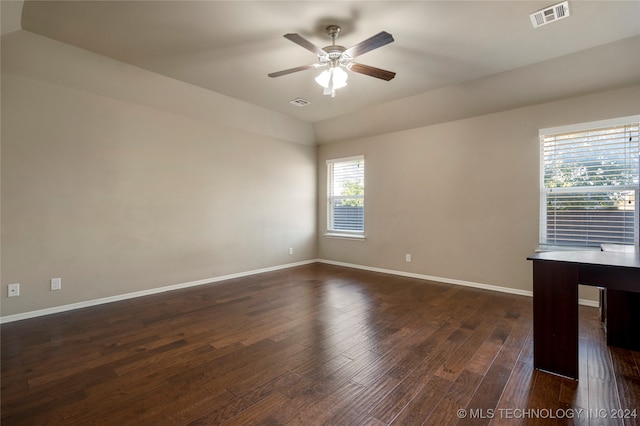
[{"x1": 2, "y1": 263, "x2": 639, "y2": 425}]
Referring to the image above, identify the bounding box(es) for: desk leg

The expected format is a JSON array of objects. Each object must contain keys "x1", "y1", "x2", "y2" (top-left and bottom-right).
[
  {"x1": 606, "y1": 289, "x2": 640, "y2": 351},
  {"x1": 533, "y1": 261, "x2": 579, "y2": 380}
]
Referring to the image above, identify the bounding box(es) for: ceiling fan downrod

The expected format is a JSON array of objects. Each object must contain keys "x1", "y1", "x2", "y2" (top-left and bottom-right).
[{"x1": 326, "y1": 25, "x2": 340, "y2": 42}]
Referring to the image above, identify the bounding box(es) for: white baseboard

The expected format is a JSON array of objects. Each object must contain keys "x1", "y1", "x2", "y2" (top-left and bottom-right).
[
  {"x1": 317, "y1": 259, "x2": 600, "y2": 308},
  {"x1": 0, "y1": 259, "x2": 317, "y2": 324},
  {"x1": 577, "y1": 299, "x2": 600, "y2": 308},
  {"x1": 1, "y1": 258, "x2": 599, "y2": 323}
]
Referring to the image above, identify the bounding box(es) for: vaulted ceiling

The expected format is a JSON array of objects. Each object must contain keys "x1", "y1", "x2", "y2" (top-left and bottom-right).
[{"x1": 12, "y1": 0, "x2": 640, "y2": 129}]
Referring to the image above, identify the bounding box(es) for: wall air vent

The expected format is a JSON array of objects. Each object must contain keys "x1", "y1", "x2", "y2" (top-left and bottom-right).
[
  {"x1": 530, "y1": 1, "x2": 570, "y2": 28},
  {"x1": 289, "y1": 98, "x2": 311, "y2": 107}
]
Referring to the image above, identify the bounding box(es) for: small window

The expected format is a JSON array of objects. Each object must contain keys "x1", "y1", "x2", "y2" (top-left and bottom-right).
[
  {"x1": 326, "y1": 156, "x2": 365, "y2": 238},
  {"x1": 539, "y1": 116, "x2": 639, "y2": 249}
]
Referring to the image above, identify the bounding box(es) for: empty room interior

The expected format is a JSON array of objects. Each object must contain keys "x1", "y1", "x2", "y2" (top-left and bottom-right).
[{"x1": 2, "y1": 1, "x2": 640, "y2": 424}]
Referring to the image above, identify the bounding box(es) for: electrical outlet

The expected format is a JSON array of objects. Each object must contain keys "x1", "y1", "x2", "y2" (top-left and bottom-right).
[
  {"x1": 8, "y1": 283, "x2": 20, "y2": 297},
  {"x1": 405, "y1": 254, "x2": 412, "y2": 263},
  {"x1": 51, "y1": 278, "x2": 62, "y2": 291},
  {"x1": 289, "y1": 247, "x2": 294, "y2": 255}
]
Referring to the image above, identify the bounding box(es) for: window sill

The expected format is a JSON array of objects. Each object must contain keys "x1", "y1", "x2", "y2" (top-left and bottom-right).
[
  {"x1": 324, "y1": 233, "x2": 367, "y2": 241},
  {"x1": 535, "y1": 245, "x2": 600, "y2": 253},
  {"x1": 537, "y1": 244, "x2": 637, "y2": 253}
]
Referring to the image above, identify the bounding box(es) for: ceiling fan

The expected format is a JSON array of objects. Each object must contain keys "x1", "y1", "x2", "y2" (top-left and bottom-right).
[{"x1": 268, "y1": 25, "x2": 396, "y2": 97}]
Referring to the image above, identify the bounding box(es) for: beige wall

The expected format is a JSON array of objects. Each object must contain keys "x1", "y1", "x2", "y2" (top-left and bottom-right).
[
  {"x1": 3, "y1": 27, "x2": 639, "y2": 319},
  {"x1": 1, "y1": 32, "x2": 317, "y2": 317},
  {"x1": 318, "y1": 86, "x2": 640, "y2": 300}
]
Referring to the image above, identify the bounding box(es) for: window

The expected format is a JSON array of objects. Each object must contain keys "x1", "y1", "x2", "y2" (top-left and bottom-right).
[
  {"x1": 326, "y1": 156, "x2": 365, "y2": 237},
  {"x1": 539, "y1": 116, "x2": 639, "y2": 249}
]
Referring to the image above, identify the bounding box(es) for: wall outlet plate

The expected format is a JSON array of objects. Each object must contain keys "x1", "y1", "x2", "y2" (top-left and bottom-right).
[
  {"x1": 51, "y1": 278, "x2": 62, "y2": 291},
  {"x1": 8, "y1": 283, "x2": 20, "y2": 297}
]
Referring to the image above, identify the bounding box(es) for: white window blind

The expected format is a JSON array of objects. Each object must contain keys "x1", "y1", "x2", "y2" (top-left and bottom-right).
[
  {"x1": 327, "y1": 156, "x2": 365, "y2": 236},
  {"x1": 539, "y1": 116, "x2": 640, "y2": 249}
]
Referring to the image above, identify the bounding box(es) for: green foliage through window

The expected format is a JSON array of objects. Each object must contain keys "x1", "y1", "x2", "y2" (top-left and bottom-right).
[{"x1": 540, "y1": 119, "x2": 639, "y2": 247}]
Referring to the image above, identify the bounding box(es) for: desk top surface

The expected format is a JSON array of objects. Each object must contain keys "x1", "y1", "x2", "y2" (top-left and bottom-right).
[{"x1": 527, "y1": 250, "x2": 640, "y2": 269}]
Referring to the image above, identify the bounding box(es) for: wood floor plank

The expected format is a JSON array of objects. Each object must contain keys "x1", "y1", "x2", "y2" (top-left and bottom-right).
[
  {"x1": 466, "y1": 339, "x2": 503, "y2": 377},
  {"x1": 2, "y1": 263, "x2": 638, "y2": 425},
  {"x1": 186, "y1": 373, "x2": 289, "y2": 424},
  {"x1": 212, "y1": 391, "x2": 293, "y2": 425},
  {"x1": 610, "y1": 347, "x2": 640, "y2": 378},
  {"x1": 369, "y1": 314, "x2": 485, "y2": 423},
  {"x1": 423, "y1": 369, "x2": 485, "y2": 425},
  {"x1": 291, "y1": 380, "x2": 366, "y2": 424},
  {"x1": 332, "y1": 374, "x2": 401, "y2": 418},
  {"x1": 526, "y1": 370, "x2": 568, "y2": 426},
  {"x1": 434, "y1": 320, "x2": 495, "y2": 381},
  {"x1": 490, "y1": 359, "x2": 535, "y2": 426},
  {"x1": 388, "y1": 375, "x2": 452, "y2": 425}
]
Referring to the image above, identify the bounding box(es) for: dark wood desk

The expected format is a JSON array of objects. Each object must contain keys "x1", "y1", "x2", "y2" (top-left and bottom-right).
[{"x1": 527, "y1": 250, "x2": 640, "y2": 380}]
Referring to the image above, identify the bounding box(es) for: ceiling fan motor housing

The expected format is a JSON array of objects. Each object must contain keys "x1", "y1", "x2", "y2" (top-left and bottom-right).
[
  {"x1": 320, "y1": 46, "x2": 348, "y2": 66},
  {"x1": 321, "y1": 26, "x2": 349, "y2": 66}
]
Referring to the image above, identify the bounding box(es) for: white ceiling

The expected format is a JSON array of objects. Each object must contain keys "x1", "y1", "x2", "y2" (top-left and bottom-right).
[{"x1": 13, "y1": 1, "x2": 640, "y2": 123}]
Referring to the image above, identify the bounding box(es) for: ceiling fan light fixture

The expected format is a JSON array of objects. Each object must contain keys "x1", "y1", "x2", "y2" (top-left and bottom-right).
[
  {"x1": 331, "y1": 67, "x2": 348, "y2": 88},
  {"x1": 314, "y1": 69, "x2": 331, "y2": 88},
  {"x1": 315, "y1": 66, "x2": 348, "y2": 96}
]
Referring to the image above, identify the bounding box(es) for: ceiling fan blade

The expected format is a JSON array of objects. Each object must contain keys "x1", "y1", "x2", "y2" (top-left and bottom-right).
[
  {"x1": 283, "y1": 33, "x2": 326, "y2": 57},
  {"x1": 268, "y1": 64, "x2": 319, "y2": 78},
  {"x1": 344, "y1": 31, "x2": 394, "y2": 59},
  {"x1": 349, "y1": 63, "x2": 396, "y2": 81}
]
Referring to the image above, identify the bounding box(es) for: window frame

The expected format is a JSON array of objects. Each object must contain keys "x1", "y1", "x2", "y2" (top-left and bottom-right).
[
  {"x1": 325, "y1": 155, "x2": 366, "y2": 240},
  {"x1": 538, "y1": 115, "x2": 640, "y2": 250}
]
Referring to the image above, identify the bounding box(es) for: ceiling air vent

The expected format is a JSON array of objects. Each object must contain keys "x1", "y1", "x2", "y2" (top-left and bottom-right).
[
  {"x1": 530, "y1": 1, "x2": 570, "y2": 28},
  {"x1": 289, "y1": 98, "x2": 311, "y2": 107}
]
